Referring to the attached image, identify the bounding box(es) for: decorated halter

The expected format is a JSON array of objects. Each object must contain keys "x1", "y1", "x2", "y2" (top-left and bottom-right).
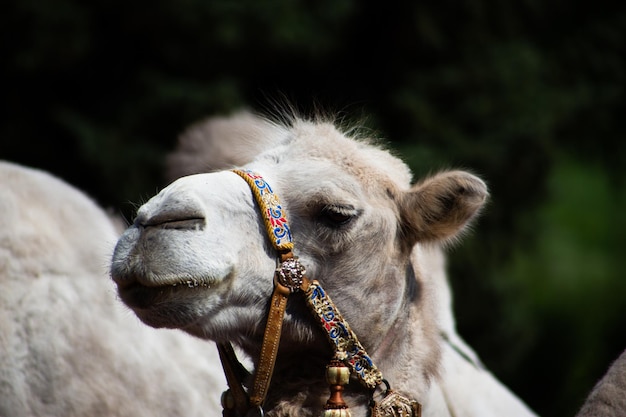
[{"x1": 218, "y1": 169, "x2": 421, "y2": 417}]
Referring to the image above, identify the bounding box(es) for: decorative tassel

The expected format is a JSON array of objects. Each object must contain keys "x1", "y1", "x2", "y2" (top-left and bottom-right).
[
  {"x1": 370, "y1": 380, "x2": 422, "y2": 417},
  {"x1": 323, "y1": 358, "x2": 351, "y2": 417}
]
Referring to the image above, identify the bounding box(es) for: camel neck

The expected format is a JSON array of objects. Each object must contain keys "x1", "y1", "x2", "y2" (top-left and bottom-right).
[{"x1": 371, "y1": 262, "x2": 417, "y2": 355}]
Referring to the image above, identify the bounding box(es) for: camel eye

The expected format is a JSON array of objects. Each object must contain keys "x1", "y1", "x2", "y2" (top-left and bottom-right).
[{"x1": 319, "y1": 205, "x2": 358, "y2": 228}]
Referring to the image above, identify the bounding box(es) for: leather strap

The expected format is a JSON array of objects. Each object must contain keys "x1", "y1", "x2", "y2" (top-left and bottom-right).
[
  {"x1": 249, "y1": 278, "x2": 290, "y2": 407},
  {"x1": 225, "y1": 170, "x2": 301, "y2": 412},
  {"x1": 216, "y1": 259, "x2": 295, "y2": 413},
  {"x1": 217, "y1": 342, "x2": 251, "y2": 415}
]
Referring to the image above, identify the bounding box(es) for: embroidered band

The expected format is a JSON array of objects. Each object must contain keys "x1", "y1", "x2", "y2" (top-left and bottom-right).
[
  {"x1": 232, "y1": 169, "x2": 294, "y2": 252},
  {"x1": 305, "y1": 280, "x2": 384, "y2": 390},
  {"x1": 231, "y1": 169, "x2": 383, "y2": 390}
]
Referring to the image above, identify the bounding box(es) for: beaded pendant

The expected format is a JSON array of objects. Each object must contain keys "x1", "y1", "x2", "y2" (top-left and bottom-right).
[{"x1": 323, "y1": 359, "x2": 351, "y2": 417}]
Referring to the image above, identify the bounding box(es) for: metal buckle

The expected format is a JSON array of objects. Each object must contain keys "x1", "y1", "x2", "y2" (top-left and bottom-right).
[{"x1": 276, "y1": 257, "x2": 306, "y2": 292}]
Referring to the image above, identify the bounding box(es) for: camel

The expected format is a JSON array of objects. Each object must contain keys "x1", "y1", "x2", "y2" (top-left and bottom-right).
[
  {"x1": 575, "y1": 348, "x2": 626, "y2": 417},
  {"x1": 111, "y1": 111, "x2": 537, "y2": 417},
  {"x1": 0, "y1": 161, "x2": 227, "y2": 417}
]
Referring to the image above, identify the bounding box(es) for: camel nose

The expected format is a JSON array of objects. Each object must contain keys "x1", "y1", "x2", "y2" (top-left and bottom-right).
[{"x1": 135, "y1": 195, "x2": 206, "y2": 231}]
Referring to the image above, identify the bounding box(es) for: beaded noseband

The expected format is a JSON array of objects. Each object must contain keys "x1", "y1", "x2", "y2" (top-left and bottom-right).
[{"x1": 218, "y1": 169, "x2": 421, "y2": 417}]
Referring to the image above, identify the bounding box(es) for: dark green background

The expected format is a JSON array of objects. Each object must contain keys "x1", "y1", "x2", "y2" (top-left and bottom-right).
[{"x1": 2, "y1": 1, "x2": 624, "y2": 415}]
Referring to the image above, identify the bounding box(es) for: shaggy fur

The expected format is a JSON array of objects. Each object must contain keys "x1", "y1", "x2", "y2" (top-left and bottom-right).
[
  {"x1": 576, "y1": 348, "x2": 626, "y2": 417},
  {"x1": 0, "y1": 161, "x2": 226, "y2": 417},
  {"x1": 112, "y1": 112, "x2": 537, "y2": 416}
]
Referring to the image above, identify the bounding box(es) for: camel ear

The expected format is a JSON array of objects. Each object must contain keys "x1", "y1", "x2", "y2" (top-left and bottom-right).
[{"x1": 399, "y1": 171, "x2": 488, "y2": 244}]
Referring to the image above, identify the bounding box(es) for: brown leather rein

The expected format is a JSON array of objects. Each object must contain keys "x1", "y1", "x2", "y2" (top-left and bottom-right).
[{"x1": 217, "y1": 170, "x2": 421, "y2": 417}]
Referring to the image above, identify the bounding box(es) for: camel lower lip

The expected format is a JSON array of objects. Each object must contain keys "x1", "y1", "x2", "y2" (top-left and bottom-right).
[
  {"x1": 117, "y1": 281, "x2": 210, "y2": 310},
  {"x1": 118, "y1": 283, "x2": 168, "y2": 309}
]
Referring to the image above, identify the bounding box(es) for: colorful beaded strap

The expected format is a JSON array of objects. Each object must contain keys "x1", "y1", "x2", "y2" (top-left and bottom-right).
[
  {"x1": 232, "y1": 169, "x2": 293, "y2": 252},
  {"x1": 306, "y1": 280, "x2": 383, "y2": 389},
  {"x1": 228, "y1": 169, "x2": 421, "y2": 417},
  {"x1": 232, "y1": 169, "x2": 382, "y2": 388}
]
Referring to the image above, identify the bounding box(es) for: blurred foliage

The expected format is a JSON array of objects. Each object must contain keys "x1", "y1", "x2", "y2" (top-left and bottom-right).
[{"x1": 1, "y1": 0, "x2": 624, "y2": 415}]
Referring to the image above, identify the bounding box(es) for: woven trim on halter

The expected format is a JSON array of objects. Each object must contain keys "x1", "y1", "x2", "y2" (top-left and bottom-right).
[
  {"x1": 231, "y1": 168, "x2": 383, "y2": 389},
  {"x1": 232, "y1": 169, "x2": 293, "y2": 252},
  {"x1": 227, "y1": 169, "x2": 421, "y2": 416},
  {"x1": 306, "y1": 280, "x2": 383, "y2": 389}
]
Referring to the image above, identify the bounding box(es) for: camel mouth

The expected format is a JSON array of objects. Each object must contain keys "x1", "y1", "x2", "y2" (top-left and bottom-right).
[{"x1": 116, "y1": 278, "x2": 212, "y2": 310}]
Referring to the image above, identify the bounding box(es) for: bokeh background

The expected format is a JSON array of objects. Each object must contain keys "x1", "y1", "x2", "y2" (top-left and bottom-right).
[{"x1": 2, "y1": 1, "x2": 624, "y2": 415}]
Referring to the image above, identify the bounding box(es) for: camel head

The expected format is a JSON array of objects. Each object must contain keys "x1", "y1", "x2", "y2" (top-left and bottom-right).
[{"x1": 110, "y1": 112, "x2": 488, "y2": 412}]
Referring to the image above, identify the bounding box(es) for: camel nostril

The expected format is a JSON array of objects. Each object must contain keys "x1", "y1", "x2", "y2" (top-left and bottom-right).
[
  {"x1": 142, "y1": 216, "x2": 205, "y2": 231},
  {"x1": 134, "y1": 198, "x2": 206, "y2": 231}
]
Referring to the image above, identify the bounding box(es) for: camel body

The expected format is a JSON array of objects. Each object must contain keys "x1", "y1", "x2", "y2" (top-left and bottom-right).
[{"x1": 0, "y1": 161, "x2": 226, "y2": 417}]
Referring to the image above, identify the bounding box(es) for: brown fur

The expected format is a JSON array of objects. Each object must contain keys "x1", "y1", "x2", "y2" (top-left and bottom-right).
[{"x1": 399, "y1": 170, "x2": 488, "y2": 247}]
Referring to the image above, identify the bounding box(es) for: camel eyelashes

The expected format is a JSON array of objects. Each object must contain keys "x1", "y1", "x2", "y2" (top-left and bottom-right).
[{"x1": 319, "y1": 204, "x2": 359, "y2": 227}]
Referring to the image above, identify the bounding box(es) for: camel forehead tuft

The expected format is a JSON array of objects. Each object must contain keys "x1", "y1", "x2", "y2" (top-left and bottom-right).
[{"x1": 261, "y1": 118, "x2": 413, "y2": 192}]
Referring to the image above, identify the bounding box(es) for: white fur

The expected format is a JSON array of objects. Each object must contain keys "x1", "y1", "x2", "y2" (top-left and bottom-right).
[
  {"x1": 0, "y1": 161, "x2": 227, "y2": 417},
  {"x1": 111, "y1": 112, "x2": 538, "y2": 417}
]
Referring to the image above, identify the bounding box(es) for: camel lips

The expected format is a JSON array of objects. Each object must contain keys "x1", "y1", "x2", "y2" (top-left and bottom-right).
[{"x1": 171, "y1": 278, "x2": 211, "y2": 288}]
